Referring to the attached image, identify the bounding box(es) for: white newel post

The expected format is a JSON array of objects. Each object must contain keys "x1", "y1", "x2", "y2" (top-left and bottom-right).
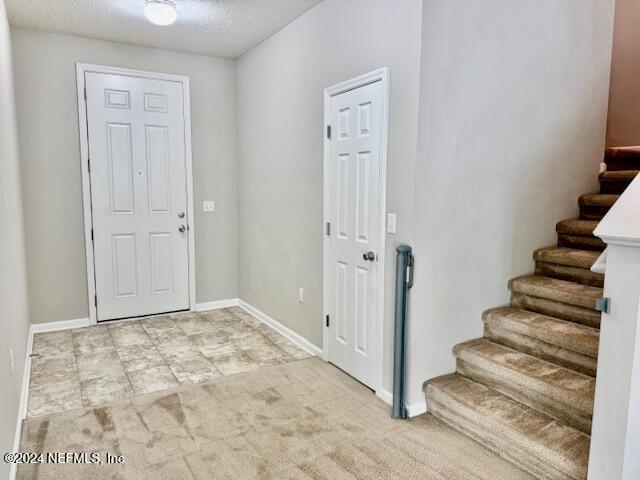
[{"x1": 588, "y1": 175, "x2": 640, "y2": 480}]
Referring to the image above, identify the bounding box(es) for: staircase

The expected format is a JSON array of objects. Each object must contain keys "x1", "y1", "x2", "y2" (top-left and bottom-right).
[{"x1": 423, "y1": 147, "x2": 640, "y2": 480}]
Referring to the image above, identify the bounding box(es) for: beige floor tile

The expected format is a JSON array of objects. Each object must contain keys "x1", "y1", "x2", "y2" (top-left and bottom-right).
[
  {"x1": 27, "y1": 378, "x2": 84, "y2": 417},
  {"x1": 80, "y1": 372, "x2": 134, "y2": 406},
  {"x1": 29, "y1": 354, "x2": 78, "y2": 389},
  {"x1": 116, "y1": 344, "x2": 166, "y2": 372},
  {"x1": 191, "y1": 331, "x2": 236, "y2": 357},
  {"x1": 210, "y1": 351, "x2": 261, "y2": 376},
  {"x1": 127, "y1": 365, "x2": 179, "y2": 394},
  {"x1": 72, "y1": 326, "x2": 115, "y2": 354},
  {"x1": 108, "y1": 322, "x2": 152, "y2": 347},
  {"x1": 231, "y1": 331, "x2": 272, "y2": 350},
  {"x1": 32, "y1": 331, "x2": 74, "y2": 358},
  {"x1": 168, "y1": 356, "x2": 221, "y2": 385},
  {"x1": 140, "y1": 316, "x2": 185, "y2": 344},
  {"x1": 76, "y1": 350, "x2": 124, "y2": 381},
  {"x1": 156, "y1": 342, "x2": 203, "y2": 364}
]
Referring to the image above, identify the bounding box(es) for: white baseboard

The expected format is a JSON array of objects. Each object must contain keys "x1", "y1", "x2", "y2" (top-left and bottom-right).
[
  {"x1": 407, "y1": 399, "x2": 427, "y2": 417},
  {"x1": 10, "y1": 325, "x2": 35, "y2": 480},
  {"x1": 30, "y1": 317, "x2": 91, "y2": 334},
  {"x1": 377, "y1": 389, "x2": 393, "y2": 405},
  {"x1": 194, "y1": 298, "x2": 239, "y2": 312},
  {"x1": 237, "y1": 300, "x2": 323, "y2": 357},
  {"x1": 376, "y1": 389, "x2": 427, "y2": 418}
]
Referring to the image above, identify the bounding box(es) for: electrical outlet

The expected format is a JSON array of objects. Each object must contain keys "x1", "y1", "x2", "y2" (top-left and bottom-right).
[
  {"x1": 203, "y1": 200, "x2": 215, "y2": 213},
  {"x1": 387, "y1": 213, "x2": 397, "y2": 234},
  {"x1": 9, "y1": 348, "x2": 14, "y2": 376},
  {"x1": 298, "y1": 288, "x2": 304, "y2": 303}
]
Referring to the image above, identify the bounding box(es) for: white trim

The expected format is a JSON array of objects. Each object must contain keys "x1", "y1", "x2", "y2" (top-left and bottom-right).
[
  {"x1": 10, "y1": 327, "x2": 34, "y2": 480},
  {"x1": 376, "y1": 389, "x2": 427, "y2": 418},
  {"x1": 238, "y1": 300, "x2": 323, "y2": 357},
  {"x1": 75, "y1": 63, "x2": 196, "y2": 325},
  {"x1": 194, "y1": 298, "x2": 240, "y2": 312},
  {"x1": 406, "y1": 399, "x2": 427, "y2": 417},
  {"x1": 322, "y1": 67, "x2": 390, "y2": 397},
  {"x1": 30, "y1": 317, "x2": 92, "y2": 334},
  {"x1": 377, "y1": 389, "x2": 393, "y2": 405}
]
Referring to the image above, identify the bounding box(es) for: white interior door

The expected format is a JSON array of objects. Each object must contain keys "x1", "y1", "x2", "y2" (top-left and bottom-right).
[
  {"x1": 327, "y1": 80, "x2": 383, "y2": 389},
  {"x1": 85, "y1": 72, "x2": 190, "y2": 321}
]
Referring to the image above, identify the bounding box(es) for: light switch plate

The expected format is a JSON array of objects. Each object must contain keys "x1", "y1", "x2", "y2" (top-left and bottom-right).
[
  {"x1": 298, "y1": 288, "x2": 304, "y2": 303},
  {"x1": 387, "y1": 213, "x2": 397, "y2": 234},
  {"x1": 203, "y1": 201, "x2": 215, "y2": 213}
]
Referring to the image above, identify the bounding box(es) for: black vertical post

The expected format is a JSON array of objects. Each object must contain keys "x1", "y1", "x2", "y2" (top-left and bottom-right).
[{"x1": 392, "y1": 245, "x2": 413, "y2": 419}]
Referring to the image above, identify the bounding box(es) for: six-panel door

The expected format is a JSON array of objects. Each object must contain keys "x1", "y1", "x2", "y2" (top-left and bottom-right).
[
  {"x1": 327, "y1": 80, "x2": 382, "y2": 389},
  {"x1": 85, "y1": 72, "x2": 190, "y2": 321}
]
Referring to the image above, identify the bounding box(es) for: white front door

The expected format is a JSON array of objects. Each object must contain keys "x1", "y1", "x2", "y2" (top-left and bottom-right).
[
  {"x1": 85, "y1": 72, "x2": 190, "y2": 321},
  {"x1": 326, "y1": 80, "x2": 383, "y2": 389}
]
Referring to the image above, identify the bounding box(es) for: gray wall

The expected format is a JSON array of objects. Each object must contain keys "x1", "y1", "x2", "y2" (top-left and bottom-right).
[
  {"x1": 0, "y1": 1, "x2": 30, "y2": 476},
  {"x1": 236, "y1": 0, "x2": 422, "y2": 393},
  {"x1": 11, "y1": 28, "x2": 239, "y2": 323},
  {"x1": 406, "y1": 0, "x2": 615, "y2": 407}
]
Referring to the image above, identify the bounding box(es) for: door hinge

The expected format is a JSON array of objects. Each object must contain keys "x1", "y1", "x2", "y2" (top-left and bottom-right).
[
  {"x1": 326, "y1": 222, "x2": 331, "y2": 236},
  {"x1": 94, "y1": 295, "x2": 98, "y2": 307},
  {"x1": 596, "y1": 297, "x2": 611, "y2": 314},
  {"x1": 87, "y1": 157, "x2": 91, "y2": 173},
  {"x1": 325, "y1": 315, "x2": 330, "y2": 327},
  {"x1": 91, "y1": 228, "x2": 94, "y2": 241},
  {"x1": 326, "y1": 125, "x2": 331, "y2": 139},
  {"x1": 84, "y1": 86, "x2": 87, "y2": 101}
]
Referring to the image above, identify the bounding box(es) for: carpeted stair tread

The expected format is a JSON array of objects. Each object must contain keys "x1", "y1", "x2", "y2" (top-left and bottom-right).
[
  {"x1": 598, "y1": 169, "x2": 639, "y2": 182},
  {"x1": 604, "y1": 146, "x2": 640, "y2": 171},
  {"x1": 577, "y1": 193, "x2": 619, "y2": 208},
  {"x1": 482, "y1": 307, "x2": 599, "y2": 358},
  {"x1": 511, "y1": 293, "x2": 601, "y2": 329},
  {"x1": 424, "y1": 374, "x2": 590, "y2": 480},
  {"x1": 453, "y1": 339, "x2": 594, "y2": 418},
  {"x1": 509, "y1": 275, "x2": 602, "y2": 310},
  {"x1": 599, "y1": 170, "x2": 638, "y2": 194},
  {"x1": 555, "y1": 219, "x2": 598, "y2": 237},
  {"x1": 533, "y1": 247, "x2": 599, "y2": 270}
]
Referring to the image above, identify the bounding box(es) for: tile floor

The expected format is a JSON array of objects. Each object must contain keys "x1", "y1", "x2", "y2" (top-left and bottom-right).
[{"x1": 27, "y1": 307, "x2": 311, "y2": 417}]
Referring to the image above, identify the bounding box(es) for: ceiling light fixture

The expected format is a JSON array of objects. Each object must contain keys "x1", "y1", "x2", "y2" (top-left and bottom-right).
[{"x1": 144, "y1": 0, "x2": 178, "y2": 26}]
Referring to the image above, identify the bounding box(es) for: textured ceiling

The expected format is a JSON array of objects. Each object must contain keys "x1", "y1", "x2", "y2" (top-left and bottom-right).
[{"x1": 5, "y1": 0, "x2": 323, "y2": 58}]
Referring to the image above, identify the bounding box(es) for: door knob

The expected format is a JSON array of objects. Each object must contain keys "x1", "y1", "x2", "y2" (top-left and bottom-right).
[
  {"x1": 178, "y1": 211, "x2": 185, "y2": 219},
  {"x1": 178, "y1": 225, "x2": 186, "y2": 233},
  {"x1": 363, "y1": 251, "x2": 376, "y2": 261}
]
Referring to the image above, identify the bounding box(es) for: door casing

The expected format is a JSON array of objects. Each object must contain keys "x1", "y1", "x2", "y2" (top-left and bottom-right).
[
  {"x1": 76, "y1": 63, "x2": 196, "y2": 325},
  {"x1": 322, "y1": 67, "x2": 390, "y2": 398}
]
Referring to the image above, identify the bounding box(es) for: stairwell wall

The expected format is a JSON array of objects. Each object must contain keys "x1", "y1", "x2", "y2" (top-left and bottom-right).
[
  {"x1": 406, "y1": 0, "x2": 616, "y2": 408},
  {"x1": 606, "y1": 0, "x2": 640, "y2": 147}
]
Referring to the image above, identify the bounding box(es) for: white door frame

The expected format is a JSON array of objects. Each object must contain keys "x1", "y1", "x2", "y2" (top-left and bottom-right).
[
  {"x1": 322, "y1": 67, "x2": 390, "y2": 396},
  {"x1": 75, "y1": 63, "x2": 196, "y2": 324}
]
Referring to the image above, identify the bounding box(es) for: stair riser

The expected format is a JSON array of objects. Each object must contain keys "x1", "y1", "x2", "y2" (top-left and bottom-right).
[
  {"x1": 425, "y1": 386, "x2": 587, "y2": 480},
  {"x1": 456, "y1": 359, "x2": 592, "y2": 434},
  {"x1": 605, "y1": 147, "x2": 640, "y2": 171},
  {"x1": 578, "y1": 206, "x2": 609, "y2": 221},
  {"x1": 426, "y1": 396, "x2": 578, "y2": 480},
  {"x1": 483, "y1": 323, "x2": 597, "y2": 377},
  {"x1": 535, "y1": 262, "x2": 604, "y2": 288},
  {"x1": 509, "y1": 278, "x2": 600, "y2": 310},
  {"x1": 600, "y1": 181, "x2": 632, "y2": 194},
  {"x1": 604, "y1": 159, "x2": 640, "y2": 171},
  {"x1": 557, "y1": 234, "x2": 606, "y2": 252},
  {"x1": 511, "y1": 292, "x2": 601, "y2": 328}
]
